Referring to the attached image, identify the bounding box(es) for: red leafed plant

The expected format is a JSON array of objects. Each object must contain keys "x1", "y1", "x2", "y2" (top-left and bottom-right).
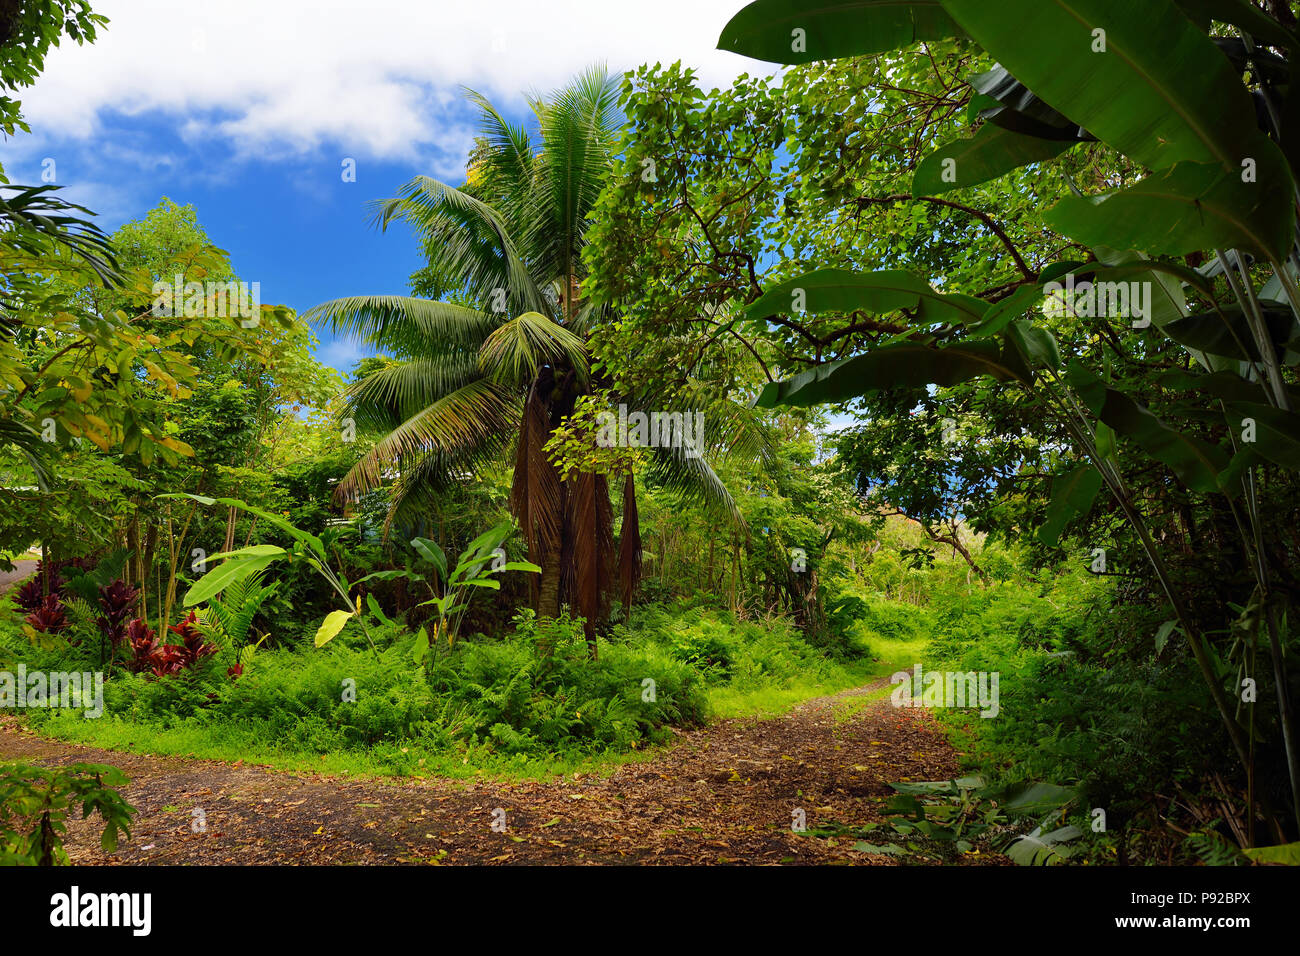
[
  {"x1": 25, "y1": 595, "x2": 69, "y2": 634},
  {"x1": 126, "y1": 618, "x2": 158, "y2": 673},
  {"x1": 96, "y1": 580, "x2": 139, "y2": 650},
  {"x1": 147, "y1": 644, "x2": 187, "y2": 678},
  {"x1": 125, "y1": 614, "x2": 218, "y2": 678},
  {"x1": 14, "y1": 578, "x2": 47, "y2": 613},
  {"x1": 168, "y1": 610, "x2": 217, "y2": 667}
]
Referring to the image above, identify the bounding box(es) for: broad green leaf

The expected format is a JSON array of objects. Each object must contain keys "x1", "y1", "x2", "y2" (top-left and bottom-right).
[
  {"x1": 411, "y1": 537, "x2": 447, "y2": 581},
  {"x1": 183, "y1": 555, "x2": 280, "y2": 607},
  {"x1": 412, "y1": 626, "x2": 430, "y2": 664},
  {"x1": 1006, "y1": 320, "x2": 1061, "y2": 370},
  {"x1": 1006, "y1": 825, "x2": 1082, "y2": 865},
  {"x1": 968, "y1": 66, "x2": 1091, "y2": 142},
  {"x1": 1038, "y1": 463, "x2": 1103, "y2": 545},
  {"x1": 1224, "y1": 403, "x2": 1300, "y2": 472},
  {"x1": 497, "y1": 560, "x2": 542, "y2": 574},
  {"x1": 1044, "y1": 138, "x2": 1295, "y2": 262},
  {"x1": 943, "y1": 0, "x2": 1262, "y2": 171},
  {"x1": 998, "y1": 782, "x2": 1080, "y2": 816},
  {"x1": 1154, "y1": 619, "x2": 1180, "y2": 654},
  {"x1": 1161, "y1": 367, "x2": 1277, "y2": 405},
  {"x1": 755, "y1": 339, "x2": 1031, "y2": 408},
  {"x1": 913, "y1": 123, "x2": 1074, "y2": 196},
  {"x1": 717, "y1": 0, "x2": 962, "y2": 64},
  {"x1": 314, "y1": 609, "x2": 354, "y2": 648},
  {"x1": 1174, "y1": 0, "x2": 1298, "y2": 50},
  {"x1": 354, "y1": 569, "x2": 418, "y2": 586},
  {"x1": 1095, "y1": 421, "x2": 1118, "y2": 461},
  {"x1": 161, "y1": 493, "x2": 327, "y2": 561},
  {"x1": 1163, "y1": 307, "x2": 1295, "y2": 362},
  {"x1": 366, "y1": 593, "x2": 394, "y2": 627},
  {"x1": 1242, "y1": 841, "x2": 1300, "y2": 864},
  {"x1": 746, "y1": 268, "x2": 989, "y2": 326},
  {"x1": 1100, "y1": 388, "x2": 1229, "y2": 491},
  {"x1": 461, "y1": 520, "x2": 515, "y2": 560},
  {"x1": 204, "y1": 544, "x2": 287, "y2": 563}
]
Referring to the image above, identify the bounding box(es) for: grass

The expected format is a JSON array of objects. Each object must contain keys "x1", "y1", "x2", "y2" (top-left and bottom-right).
[
  {"x1": 5, "y1": 601, "x2": 938, "y2": 785},
  {"x1": 706, "y1": 658, "x2": 880, "y2": 718},
  {"x1": 32, "y1": 707, "x2": 665, "y2": 783}
]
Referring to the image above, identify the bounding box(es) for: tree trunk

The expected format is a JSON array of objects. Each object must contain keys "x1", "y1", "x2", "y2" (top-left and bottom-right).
[{"x1": 538, "y1": 547, "x2": 562, "y2": 619}]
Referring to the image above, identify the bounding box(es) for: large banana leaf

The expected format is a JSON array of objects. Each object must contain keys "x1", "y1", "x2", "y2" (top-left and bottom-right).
[
  {"x1": 1038, "y1": 463, "x2": 1104, "y2": 546},
  {"x1": 913, "y1": 123, "x2": 1075, "y2": 196},
  {"x1": 717, "y1": 0, "x2": 962, "y2": 64},
  {"x1": 1174, "y1": 0, "x2": 1298, "y2": 49},
  {"x1": 968, "y1": 66, "x2": 1093, "y2": 142},
  {"x1": 943, "y1": 0, "x2": 1261, "y2": 171},
  {"x1": 1224, "y1": 403, "x2": 1300, "y2": 472},
  {"x1": 754, "y1": 339, "x2": 1031, "y2": 408},
  {"x1": 1098, "y1": 387, "x2": 1229, "y2": 492},
  {"x1": 1044, "y1": 137, "x2": 1296, "y2": 262},
  {"x1": 745, "y1": 268, "x2": 989, "y2": 326},
  {"x1": 1163, "y1": 306, "x2": 1296, "y2": 362}
]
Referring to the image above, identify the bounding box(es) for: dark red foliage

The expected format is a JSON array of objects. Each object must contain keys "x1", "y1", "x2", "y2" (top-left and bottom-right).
[
  {"x1": 126, "y1": 618, "x2": 158, "y2": 673},
  {"x1": 169, "y1": 610, "x2": 217, "y2": 666},
  {"x1": 227, "y1": 662, "x2": 244, "y2": 680},
  {"x1": 147, "y1": 644, "x2": 187, "y2": 678},
  {"x1": 14, "y1": 578, "x2": 46, "y2": 612},
  {"x1": 24, "y1": 595, "x2": 68, "y2": 633},
  {"x1": 13, "y1": 556, "x2": 94, "y2": 611},
  {"x1": 96, "y1": 580, "x2": 140, "y2": 648},
  {"x1": 124, "y1": 614, "x2": 218, "y2": 679}
]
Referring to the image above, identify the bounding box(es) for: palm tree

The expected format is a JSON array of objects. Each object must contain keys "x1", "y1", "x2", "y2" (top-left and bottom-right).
[{"x1": 305, "y1": 67, "x2": 751, "y2": 651}]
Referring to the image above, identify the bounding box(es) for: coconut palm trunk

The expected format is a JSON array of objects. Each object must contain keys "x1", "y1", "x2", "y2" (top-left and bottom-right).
[{"x1": 305, "y1": 67, "x2": 750, "y2": 647}]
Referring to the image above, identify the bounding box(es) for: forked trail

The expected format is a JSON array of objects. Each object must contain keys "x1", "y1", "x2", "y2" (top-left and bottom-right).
[{"x1": 0, "y1": 677, "x2": 975, "y2": 865}]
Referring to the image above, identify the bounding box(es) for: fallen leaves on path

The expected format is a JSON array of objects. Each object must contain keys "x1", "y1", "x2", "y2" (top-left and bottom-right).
[{"x1": 0, "y1": 679, "x2": 995, "y2": 865}]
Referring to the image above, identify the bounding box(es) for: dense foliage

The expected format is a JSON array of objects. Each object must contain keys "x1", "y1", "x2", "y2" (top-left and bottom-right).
[{"x1": 6, "y1": 0, "x2": 1300, "y2": 867}]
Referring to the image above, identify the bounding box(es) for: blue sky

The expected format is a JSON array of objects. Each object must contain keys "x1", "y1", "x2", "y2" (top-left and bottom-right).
[{"x1": 0, "y1": 0, "x2": 756, "y2": 375}]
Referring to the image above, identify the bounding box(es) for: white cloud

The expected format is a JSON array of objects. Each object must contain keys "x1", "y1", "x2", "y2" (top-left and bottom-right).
[{"x1": 16, "y1": 0, "x2": 760, "y2": 161}]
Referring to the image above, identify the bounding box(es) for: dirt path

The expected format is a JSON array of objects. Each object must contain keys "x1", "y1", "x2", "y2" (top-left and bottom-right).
[{"x1": 0, "y1": 678, "x2": 976, "y2": 865}]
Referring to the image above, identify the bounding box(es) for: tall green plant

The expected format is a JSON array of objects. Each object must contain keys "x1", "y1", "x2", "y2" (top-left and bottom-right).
[
  {"x1": 720, "y1": 0, "x2": 1300, "y2": 838},
  {"x1": 352, "y1": 520, "x2": 541, "y2": 658}
]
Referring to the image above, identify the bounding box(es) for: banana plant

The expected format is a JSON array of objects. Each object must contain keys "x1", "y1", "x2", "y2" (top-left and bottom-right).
[
  {"x1": 157, "y1": 493, "x2": 376, "y2": 651},
  {"x1": 353, "y1": 520, "x2": 540, "y2": 661},
  {"x1": 720, "y1": 0, "x2": 1300, "y2": 835}
]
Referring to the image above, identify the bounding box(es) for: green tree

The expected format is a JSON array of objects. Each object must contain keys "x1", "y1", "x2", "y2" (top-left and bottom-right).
[
  {"x1": 307, "y1": 67, "x2": 747, "y2": 649},
  {"x1": 718, "y1": 0, "x2": 1300, "y2": 841}
]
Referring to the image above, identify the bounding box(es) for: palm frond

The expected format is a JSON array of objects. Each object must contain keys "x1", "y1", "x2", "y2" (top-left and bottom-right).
[
  {"x1": 462, "y1": 87, "x2": 536, "y2": 199},
  {"x1": 302, "y1": 295, "x2": 497, "y2": 357},
  {"x1": 645, "y1": 441, "x2": 747, "y2": 534},
  {"x1": 338, "y1": 378, "x2": 519, "y2": 501},
  {"x1": 478, "y1": 311, "x2": 589, "y2": 387},
  {"x1": 369, "y1": 176, "x2": 547, "y2": 316},
  {"x1": 0, "y1": 184, "x2": 120, "y2": 287},
  {"x1": 344, "y1": 355, "x2": 483, "y2": 430},
  {"x1": 525, "y1": 64, "x2": 622, "y2": 309},
  {"x1": 0, "y1": 416, "x2": 51, "y2": 490}
]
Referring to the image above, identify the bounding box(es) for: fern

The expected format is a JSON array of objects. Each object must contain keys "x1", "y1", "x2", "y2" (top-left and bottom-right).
[
  {"x1": 207, "y1": 571, "x2": 278, "y2": 650},
  {"x1": 1186, "y1": 831, "x2": 1247, "y2": 867}
]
